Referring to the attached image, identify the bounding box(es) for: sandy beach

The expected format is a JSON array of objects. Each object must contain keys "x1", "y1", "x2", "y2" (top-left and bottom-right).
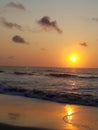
[
  {"x1": 0, "y1": 123, "x2": 52, "y2": 130},
  {"x1": 0, "y1": 94, "x2": 98, "y2": 130}
]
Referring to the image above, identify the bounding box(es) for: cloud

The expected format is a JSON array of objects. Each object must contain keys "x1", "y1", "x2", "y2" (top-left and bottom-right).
[
  {"x1": 6, "y1": 2, "x2": 26, "y2": 11},
  {"x1": 37, "y1": 16, "x2": 63, "y2": 33},
  {"x1": 40, "y1": 48, "x2": 48, "y2": 51},
  {"x1": 92, "y1": 17, "x2": 98, "y2": 22},
  {"x1": 0, "y1": 17, "x2": 44, "y2": 33},
  {"x1": 0, "y1": 17, "x2": 23, "y2": 31},
  {"x1": 8, "y1": 56, "x2": 15, "y2": 60},
  {"x1": 12, "y1": 35, "x2": 29, "y2": 44},
  {"x1": 80, "y1": 42, "x2": 88, "y2": 47}
]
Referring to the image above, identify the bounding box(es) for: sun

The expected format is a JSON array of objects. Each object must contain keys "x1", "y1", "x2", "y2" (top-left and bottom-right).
[
  {"x1": 63, "y1": 53, "x2": 79, "y2": 67},
  {"x1": 70, "y1": 56, "x2": 77, "y2": 62}
]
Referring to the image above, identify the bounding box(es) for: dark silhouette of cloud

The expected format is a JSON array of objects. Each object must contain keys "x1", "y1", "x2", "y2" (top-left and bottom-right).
[
  {"x1": 37, "y1": 16, "x2": 63, "y2": 33},
  {"x1": 6, "y1": 2, "x2": 26, "y2": 11},
  {"x1": 12, "y1": 35, "x2": 29, "y2": 44},
  {"x1": 0, "y1": 17, "x2": 23, "y2": 31},
  {"x1": 80, "y1": 42, "x2": 88, "y2": 47}
]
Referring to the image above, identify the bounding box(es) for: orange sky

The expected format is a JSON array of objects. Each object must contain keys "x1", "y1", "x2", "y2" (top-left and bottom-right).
[{"x1": 0, "y1": 0, "x2": 98, "y2": 68}]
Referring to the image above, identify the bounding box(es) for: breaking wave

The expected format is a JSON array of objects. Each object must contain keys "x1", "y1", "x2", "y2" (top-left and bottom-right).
[
  {"x1": 48, "y1": 73, "x2": 98, "y2": 79},
  {"x1": 0, "y1": 86, "x2": 98, "y2": 107}
]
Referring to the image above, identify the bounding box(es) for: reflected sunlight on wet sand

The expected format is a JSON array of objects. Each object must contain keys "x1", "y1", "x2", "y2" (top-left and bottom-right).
[{"x1": 0, "y1": 94, "x2": 98, "y2": 130}]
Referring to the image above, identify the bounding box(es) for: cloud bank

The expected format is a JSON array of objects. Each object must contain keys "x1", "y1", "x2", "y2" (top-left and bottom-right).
[
  {"x1": 12, "y1": 35, "x2": 29, "y2": 44},
  {"x1": 37, "y1": 16, "x2": 63, "y2": 33},
  {"x1": 6, "y1": 2, "x2": 26, "y2": 11}
]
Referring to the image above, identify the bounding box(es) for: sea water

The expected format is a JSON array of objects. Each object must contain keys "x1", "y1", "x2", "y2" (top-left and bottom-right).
[{"x1": 0, "y1": 66, "x2": 98, "y2": 106}]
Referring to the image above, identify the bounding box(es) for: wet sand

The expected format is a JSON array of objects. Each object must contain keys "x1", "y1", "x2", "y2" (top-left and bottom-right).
[
  {"x1": 0, "y1": 123, "x2": 51, "y2": 130},
  {"x1": 0, "y1": 94, "x2": 98, "y2": 130}
]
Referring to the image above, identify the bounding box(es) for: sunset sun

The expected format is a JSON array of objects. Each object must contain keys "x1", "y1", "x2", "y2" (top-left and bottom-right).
[
  {"x1": 65, "y1": 54, "x2": 79, "y2": 67},
  {"x1": 70, "y1": 56, "x2": 77, "y2": 62}
]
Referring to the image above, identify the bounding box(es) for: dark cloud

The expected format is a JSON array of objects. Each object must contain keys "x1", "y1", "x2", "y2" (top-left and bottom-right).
[
  {"x1": 12, "y1": 35, "x2": 29, "y2": 44},
  {"x1": 6, "y1": 2, "x2": 26, "y2": 11},
  {"x1": 0, "y1": 17, "x2": 23, "y2": 31},
  {"x1": 80, "y1": 42, "x2": 88, "y2": 47},
  {"x1": 37, "y1": 16, "x2": 63, "y2": 33}
]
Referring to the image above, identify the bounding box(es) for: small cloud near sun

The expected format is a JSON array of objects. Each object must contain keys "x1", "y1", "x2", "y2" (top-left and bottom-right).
[
  {"x1": 40, "y1": 48, "x2": 48, "y2": 51},
  {"x1": 80, "y1": 42, "x2": 88, "y2": 47},
  {"x1": 37, "y1": 16, "x2": 63, "y2": 34},
  {"x1": 12, "y1": 35, "x2": 29, "y2": 45}
]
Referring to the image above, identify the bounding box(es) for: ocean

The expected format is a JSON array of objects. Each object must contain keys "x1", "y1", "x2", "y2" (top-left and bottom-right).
[{"x1": 0, "y1": 66, "x2": 98, "y2": 107}]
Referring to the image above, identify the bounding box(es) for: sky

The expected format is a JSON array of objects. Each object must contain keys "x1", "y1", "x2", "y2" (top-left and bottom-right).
[{"x1": 0, "y1": 0, "x2": 98, "y2": 68}]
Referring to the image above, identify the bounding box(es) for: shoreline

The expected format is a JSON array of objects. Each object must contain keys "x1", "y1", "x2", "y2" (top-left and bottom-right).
[
  {"x1": 0, "y1": 94, "x2": 98, "y2": 130},
  {"x1": 0, "y1": 90, "x2": 98, "y2": 107}
]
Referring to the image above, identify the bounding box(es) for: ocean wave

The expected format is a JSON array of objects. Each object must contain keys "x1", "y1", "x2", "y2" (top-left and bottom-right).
[
  {"x1": 0, "y1": 70, "x2": 4, "y2": 73},
  {"x1": 13, "y1": 71, "x2": 34, "y2": 76},
  {"x1": 0, "y1": 87, "x2": 98, "y2": 107},
  {"x1": 48, "y1": 73, "x2": 98, "y2": 79},
  {"x1": 1, "y1": 69, "x2": 98, "y2": 79},
  {"x1": 48, "y1": 73, "x2": 78, "y2": 78}
]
